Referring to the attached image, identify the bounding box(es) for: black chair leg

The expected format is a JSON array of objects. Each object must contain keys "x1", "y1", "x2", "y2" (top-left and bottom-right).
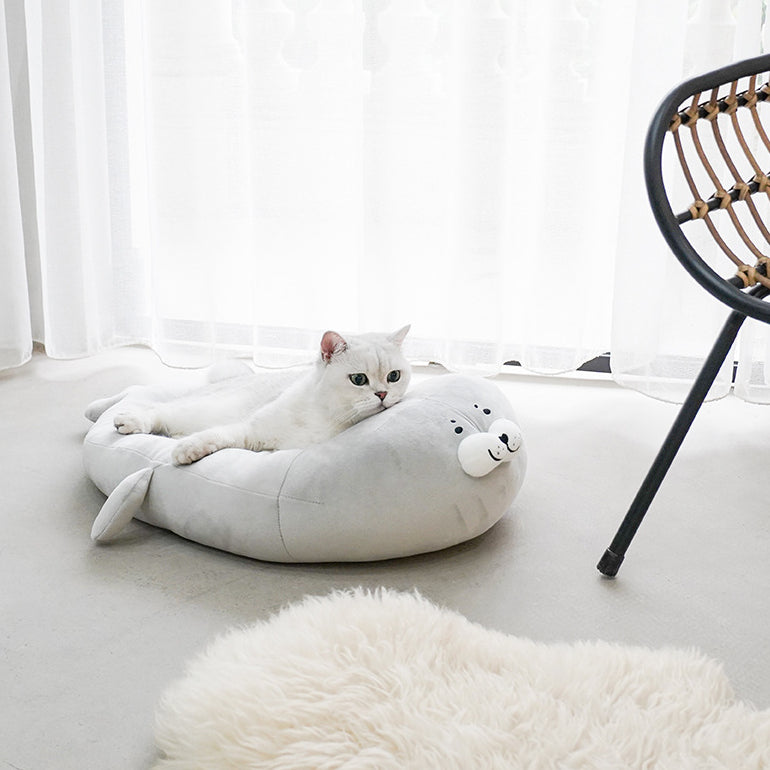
[{"x1": 597, "y1": 296, "x2": 762, "y2": 577}]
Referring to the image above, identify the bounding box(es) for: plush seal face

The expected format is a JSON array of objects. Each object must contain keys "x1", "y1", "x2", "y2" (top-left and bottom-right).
[{"x1": 457, "y1": 418, "x2": 523, "y2": 478}]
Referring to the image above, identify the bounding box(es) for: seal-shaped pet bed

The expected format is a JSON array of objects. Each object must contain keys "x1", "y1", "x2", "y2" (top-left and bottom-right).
[{"x1": 83, "y1": 373, "x2": 526, "y2": 563}]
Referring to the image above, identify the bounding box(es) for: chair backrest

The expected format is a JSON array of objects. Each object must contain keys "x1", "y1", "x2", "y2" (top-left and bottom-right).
[{"x1": 645, "y1": 54, "x2": 770, "y2": 322}]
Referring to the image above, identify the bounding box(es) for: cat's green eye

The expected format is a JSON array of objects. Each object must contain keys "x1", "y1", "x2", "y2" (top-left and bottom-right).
[
  {"x1": 349, "y1": 373, "x2": 369, "y2": 386},
  {"x1": 387, "y1": 370, "x2": 401, "y2": 383}
]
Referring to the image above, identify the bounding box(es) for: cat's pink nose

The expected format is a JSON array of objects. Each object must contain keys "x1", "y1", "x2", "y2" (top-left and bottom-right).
[{"x1": 375, "y1": 391, "x2": 387, "y2": 401}]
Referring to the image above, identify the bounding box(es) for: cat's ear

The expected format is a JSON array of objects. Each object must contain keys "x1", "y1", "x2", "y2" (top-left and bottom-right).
[
  {"x1": 388, "y1": 325, "x2": 410, "y2": 347},
  {"x1": 320, "y1": 331, "x2": 348, "y2": 363}
]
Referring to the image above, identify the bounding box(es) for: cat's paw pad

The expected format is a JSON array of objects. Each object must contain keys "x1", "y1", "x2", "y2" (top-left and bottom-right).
[
  {"x1": 172, "y1": 436, "x2": 219, "y2": 465},
  {"x1": 114, "y1": 409, "x2": 154, "y2": 435}
]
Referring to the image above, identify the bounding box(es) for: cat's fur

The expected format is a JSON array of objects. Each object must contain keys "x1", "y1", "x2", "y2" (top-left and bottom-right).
[{"x1": 114, "y1": 326, "x2": 411, "y2": 465}]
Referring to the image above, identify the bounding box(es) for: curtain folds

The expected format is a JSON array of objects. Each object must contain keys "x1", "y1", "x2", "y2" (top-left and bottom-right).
[
  {"x1": 2, "y1": 0, "x2": 770, "y2": 400},
  {"x1": 0, "y1": 0, "x2": 30, "y2": 369}
]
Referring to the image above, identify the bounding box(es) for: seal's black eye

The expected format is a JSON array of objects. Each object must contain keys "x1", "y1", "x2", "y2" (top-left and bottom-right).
[
  {"x1": 387, "y1": 370, "x2": 401, "y2": 383},
  {"x1": 349, "y1": 373, "x2": 369, "y2": 386}
]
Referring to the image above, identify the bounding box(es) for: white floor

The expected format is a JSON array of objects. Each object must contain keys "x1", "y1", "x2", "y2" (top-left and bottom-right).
[{"x1": 3, "y1": 347, "x2": 770, "y2": 770}]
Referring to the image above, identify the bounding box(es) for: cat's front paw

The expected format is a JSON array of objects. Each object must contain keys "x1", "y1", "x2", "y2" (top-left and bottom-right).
[
  {"x1": 172, "y1": 435, "x2": 220, "y2": 465},
  {"x1": 114, "y1": 408, "x2": 154, "y2": 435}
]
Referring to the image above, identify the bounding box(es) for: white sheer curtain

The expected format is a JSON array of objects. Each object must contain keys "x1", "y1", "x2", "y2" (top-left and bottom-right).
[
  {"x1": 0, "y1": 0, "x2": 30, "y2": 369},
  {"x1": 2, "y1": 0, "x2": 770, "y2": 396},
  {"x1": 136, "y1": 0, "x2": 623, "y2": 372}
]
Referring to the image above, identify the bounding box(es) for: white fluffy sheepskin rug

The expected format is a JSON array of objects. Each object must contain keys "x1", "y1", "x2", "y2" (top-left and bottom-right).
[{"x1": 154, "y1": 589, "x2": 770, "y2": 769}]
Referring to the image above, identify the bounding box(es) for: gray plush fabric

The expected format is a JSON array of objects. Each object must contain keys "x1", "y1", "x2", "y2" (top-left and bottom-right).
[{"x1": 83, "y1": 374, "x2": 526, "y2": 563}]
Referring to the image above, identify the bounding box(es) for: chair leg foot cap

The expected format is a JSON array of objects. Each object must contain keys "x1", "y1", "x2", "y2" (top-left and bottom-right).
[{"x1": 597, "y1": 549, "x2": 624, "y2": 577}]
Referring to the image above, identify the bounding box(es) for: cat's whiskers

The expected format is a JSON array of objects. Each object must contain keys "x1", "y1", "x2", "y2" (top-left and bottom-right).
[{"x1": 333, "y1": 398, "x2": 381, "y2": 428}]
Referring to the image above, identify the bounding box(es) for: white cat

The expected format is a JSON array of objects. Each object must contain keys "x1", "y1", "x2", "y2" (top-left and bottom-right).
[{"x1": 113, "y1": 326, "x2": 411, "y2": 465}]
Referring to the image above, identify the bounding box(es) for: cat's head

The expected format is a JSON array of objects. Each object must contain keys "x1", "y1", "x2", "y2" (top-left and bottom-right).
[{"x1": 317, "y1": 325, "x2": 411, "y2": 426}]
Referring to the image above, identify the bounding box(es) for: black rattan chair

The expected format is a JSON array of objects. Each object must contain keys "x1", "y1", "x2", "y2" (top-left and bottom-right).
[{"x1": 598, "y1": 53, "x2": 770, "y2": 577}]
